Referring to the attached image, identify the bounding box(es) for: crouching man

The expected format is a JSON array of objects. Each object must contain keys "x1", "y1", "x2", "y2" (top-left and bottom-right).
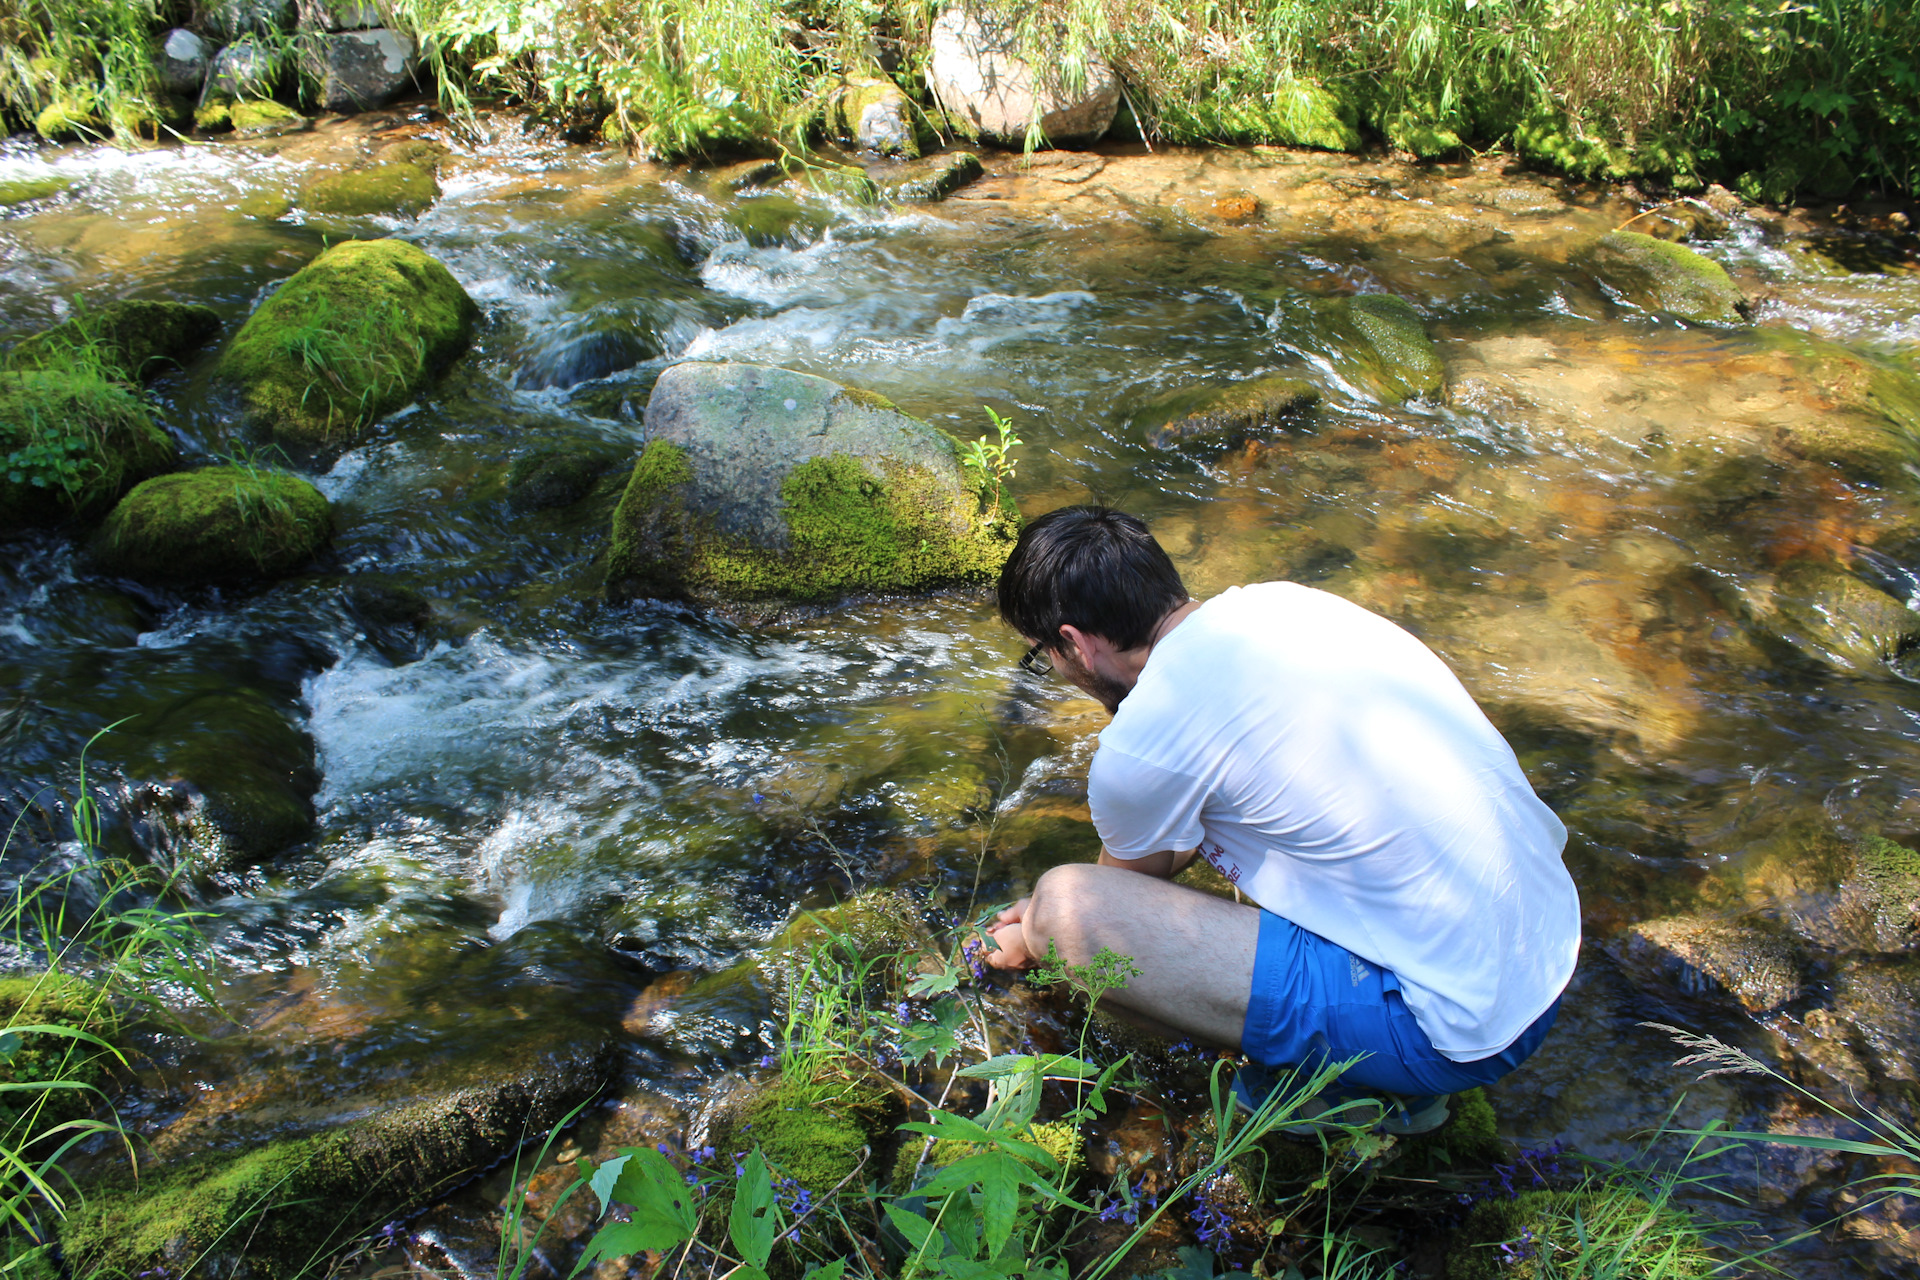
[{"x1": 982, "y1": 506, "x2": 1580, "y2": 1132}]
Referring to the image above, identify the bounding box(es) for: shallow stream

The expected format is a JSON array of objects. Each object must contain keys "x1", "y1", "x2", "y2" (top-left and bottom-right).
[{"x1": 5, "y1": 107, "x2": 1920, "y2": 1274}]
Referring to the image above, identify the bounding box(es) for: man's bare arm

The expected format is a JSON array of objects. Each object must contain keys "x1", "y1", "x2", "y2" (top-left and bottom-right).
[{"x1": 1097, "y1": 847, "x2": 1200, "y2": 879}]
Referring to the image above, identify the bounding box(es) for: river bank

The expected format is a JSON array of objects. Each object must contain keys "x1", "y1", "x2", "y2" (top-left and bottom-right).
[{"x1": 4, "y1": 106, "x2": 1920, "y2": 1276}]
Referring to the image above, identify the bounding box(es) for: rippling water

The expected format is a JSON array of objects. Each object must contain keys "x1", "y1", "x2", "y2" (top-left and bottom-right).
[{"x1": 5, "y1": 112, "x2": 1920, "y2": 1271}]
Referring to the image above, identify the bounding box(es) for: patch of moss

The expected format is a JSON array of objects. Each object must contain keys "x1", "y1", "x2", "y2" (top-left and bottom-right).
[
  {"x1": 715, "y1": 1074, "x2": 899, "y2": 1195},
  {"x1": 1379, "y1": 105, "x2": 1465, "y2": 159},
  {"x1": 1, "y1": 1238, "x2": 55, "y2": 1280},
  {"x1": 1583, "y1": 231, "x2": 1749, "y2": 327},
  {"x1": 1140, "y1": 374, "x2": 1320, "y2": 450},
  {"x1": 231, "y1": 98, "x2": 304, "y2": 134},
  {"x1": 194, "y1": 98, "x2": 234, "y2": 132},
  {"x1": 306, "y1": 161, "x2": 440, "y2": 217},
  {"x1": 1315, "y1": 294, "x2": 1445, "y2": 402},
  {"x1": 1399, "y1": 1087, "x2": 1507, "y2": 1173},
  {"x1": 33, "y1": 98, "x2": 98, "y2": 141},
  {"x1": 835, "y1": 385, "x2": 898, "y2": 413},
  {"x1": 6, "y1": 300, "x2": 221, "y2": 383},
  {"x1": 0, "y1": 973, "x2": 118, "y2": 1137},
  {"x1": 0, "y1": 369, "x2": 177, "y2": 530},
  {"x1": 0, "y1": 175, "x2": 72, "y2": 207},
  {"x1": 375, "y1": 139, "x2": 449, "y2": 172},
  {"x1": 217, "y1": 238, "x2": 479, "y2": 445},
  {"x1": 1446, "y1": 1187, "x2": 1716, "y2": 1280},
  {"x1": 828, "y1": 79, "x2": 921, "y2": 159},
  {"x1": 889, "y1": 152, "x2": 984, "y2": 202},
  {"x1": 95, "y1": 466, "x2": 332, "y2": 584},
  {"x1": 803, "y1": 162, "x2": 881, "y2": 205}
]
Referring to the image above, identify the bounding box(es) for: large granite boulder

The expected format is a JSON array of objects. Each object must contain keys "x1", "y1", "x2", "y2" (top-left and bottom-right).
[
  {"x1": 217, "y1": 238, "x2": 477, "y2": 446},
  {"x1": 198, "y1": 36, "x2": 278, "y2": 104},
  {"x1": 1581, "y1": 230, "x2": 1750, "y2": 326},
  {"x1": 5, "y1": 300, "x2": 220, "y2": 383},
  {"x1": 155, "y1": 28, "x2": 214, "y2": 96},
  {"x1": 95, "y1": 467, "x2": 332, "y2": 584},
  {"x1": 605, "y1": 362, "x2": 1019, "y2": 607},
  {"x1": 307, "y1": 29, "x2": 418, "y2": 112},
  {"x1": 928, "y1": 6, "x2": 1121, "y2": 147}
]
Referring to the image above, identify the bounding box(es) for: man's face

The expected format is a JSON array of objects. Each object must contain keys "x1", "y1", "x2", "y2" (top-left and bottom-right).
[{"x1": 1048, "y1": 641, "x2": 1130, "y2": 715}]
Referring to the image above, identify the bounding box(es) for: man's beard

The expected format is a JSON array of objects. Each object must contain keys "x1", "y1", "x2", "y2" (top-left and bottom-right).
[{"x1": 1062, "y1": 651, "x2": 1129, "y2": 714}]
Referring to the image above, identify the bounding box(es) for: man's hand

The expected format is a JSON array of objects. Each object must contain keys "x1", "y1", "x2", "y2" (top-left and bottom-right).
[{"x1": 982, "y1": 896, "x2": 1035, "y2": 970}]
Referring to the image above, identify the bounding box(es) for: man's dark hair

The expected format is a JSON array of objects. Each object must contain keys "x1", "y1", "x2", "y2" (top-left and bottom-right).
[{"x1": 998, "y1": 506, "x2": 1188, "y2": 652}]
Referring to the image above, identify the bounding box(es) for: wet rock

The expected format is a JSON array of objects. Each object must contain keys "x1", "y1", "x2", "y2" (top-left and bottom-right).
[
  {"x1": 506, "y1": 444, "x2": 624, "y2": 513},
  {"x1": 199, "y1": 37, "x2": 279, "y2": 106},
  {"x1": 5, "y1": 299, "x2": 220, "y2": 383},
  {"x1": 0, "y1": 371, "x2": 176, "y2": 531},
  {"x1": 155, "y1": 28, "x2": 213, "y2": 96},
  {"x1": 1633, "y1": 200, "x2": 1730, "y2": 242},
  {"x1": 826, "y1": 75, "x2": 919, "y2": 158},
  {"x1": 604, "y1": 362, "x2": 1020, "y2": 607},
  {"x1": 1838, "y1": 835, "x2": 1920, "y2": 952},
  {"x1": 928, "y1": 6, "x2": 1121, "y2": 148},
  {"x1": 0, "y1": 175, "x2": 72, "y2": 207},
  {"x1": 705, "y1": 157, "x2": 782, "y2": 192},
  {"x1": 305, "y1": 159, "x2": 439, "y2": 216},
  {"x1": 693, "y1": 1069, "x2": 901, "y2": 1195},
  {"x1": 198, "y1": 0, "x2": 295, "y2": 40},
  {"x1": 514, "y1": 326, "x2": 650, "y2": 390},
  {"x1": 307, "y1": 29, "x2": 418, "y2": 113},
  {"x1": 1581, "y1": 230, "x2": 1750, "y2": 326},
  {"x1": 94, "y1": 466, "x2": 332, "y2": 584},
  {"x1": 1485, "y1": 185, "x2": 1566, "y2": 217},
  {"x1": 802, "y1": 161, "x2": 881, "y2": 204},
  {"x1": 1319, "y1": 293, "x2": 1447, "y2": 402},
  {"x1": 1761, "y1": 329, "x2": 1920, "y2": 483},
  {"x1": 1825, "y1": 956, "x2": 1920, "y2": 1084},
  {"x1": 218, "y1": 238, "x2": 478, "y2": 446},
  {"x1": 724, "y1": 194, "x2": 831, "y2": 246},
  {"x1": 1738, "y1": 559, "x2": 1920, "y2": 676},
  {"x1": 198, "y1": 96, "x2": 308, "y2": 135},
  {"x1": 1613, "y1": 914, "x2": 1802, "y2": 1015},
  {"x1": 1137, "y1": 373, "x2": 1320, "y2": 451},
  {"x1": 61, "y1": 1038, "x2": 615, "y2": 1278}
]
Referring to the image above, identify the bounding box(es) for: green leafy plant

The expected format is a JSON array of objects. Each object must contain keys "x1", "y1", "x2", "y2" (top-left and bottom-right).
[{"x1": 963, "y1": 406, "x2": 1022, "y2": 519}]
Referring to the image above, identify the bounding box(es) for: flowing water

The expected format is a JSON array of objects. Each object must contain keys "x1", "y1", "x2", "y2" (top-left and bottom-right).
[{"x1": 5, "y1": 108, "x2": 1920, "y2": 1273}]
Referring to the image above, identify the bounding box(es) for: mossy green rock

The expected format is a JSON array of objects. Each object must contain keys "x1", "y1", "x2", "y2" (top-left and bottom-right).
[
  {"x1": 1139, "y1": 373, "x2": 1320, "y2": 450},
  {"x1": 0, "y1": 973, "x2": 117, "y2": 1137},
  {"x1": 33, "y1": 98, "x2": 99, "y2": 141},
  {"x1": 1744, "y1": 559, "x2": 1920, "y2": 675},
  {"x1": 6, "y1": 299, "x2": 221, "y2": 382},
  {"x1": 218, "y1": 238, "x2": 478, "y2": 445},
  {"x1": 232, "y1": 97, "x2": 306, "y2": 134},
  {"x1": 0, "y1": 370, "x2": 177, "y2": 530},
  {"x1": 1842, "y1": 835, "x2": 1920, "y2": 952},
  {"x1": 95, "y1": 466, "x2": 331, "y2": 584},
  {"x1": 826, "y1": 77, "x2": 920, "y2": 158},
  {"x1": 1191, "y1": 78, "x2": 1361, "y2": 151},
  {"x1": 703, "y1": 1073, "x2": 900, "y2": 1195},
  {"x1": 0, "y1": 175, "x2": 72, "y2": 207},
  {"x1": 1447, "y1": 1187, "x2": 1716, "y2": 1279},
  {"x1": 889, "y1": 151, "x2": 984, "y2": 202},
  {"x1": 606, "y1": 362, "x2": 1019, "y2": 607},
  {"x1": 306, "y1": 160, "x2": 440, "y2": 217},
  {"x1": 1317, "y1": 293, "x2": 1446, "y2": 402},
  {"x1": 1583, "y1": 230, "x2": 1750, "y2": 326},
  {"x1": 61, "y1": 1043, "x2": 613, "y2": 1279},
  {"x1": 724, "y1": 195, "x2": 832, "y2": 246}
]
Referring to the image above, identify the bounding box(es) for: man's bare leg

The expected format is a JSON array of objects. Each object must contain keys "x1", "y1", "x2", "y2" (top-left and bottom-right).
[{"x1": 1016, "y1": 862, "x2": 1261, "y2": 1050}]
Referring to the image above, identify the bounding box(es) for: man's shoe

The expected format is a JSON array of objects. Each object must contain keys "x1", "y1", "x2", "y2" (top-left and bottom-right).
[{"x1": 1378, "y1": 1093, "x2": 1450, "y2": 1136}]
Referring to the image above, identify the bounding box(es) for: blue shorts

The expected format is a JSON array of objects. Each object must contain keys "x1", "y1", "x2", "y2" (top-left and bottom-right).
[{"x1": 1241, "y1": 910, "x2": 1561, "y2": 1097}]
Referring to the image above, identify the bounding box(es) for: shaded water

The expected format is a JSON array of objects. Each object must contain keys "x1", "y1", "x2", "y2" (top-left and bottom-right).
[{"x1": 6, "y1": 109, "x2": 1920, "y2": 1271}]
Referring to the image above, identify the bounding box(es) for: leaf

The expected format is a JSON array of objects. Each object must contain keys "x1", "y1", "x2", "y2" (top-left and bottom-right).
[
  {"x1": 0, "y1": 1032, "x2": 18, "y2": 1061},
  {"x1": 907, "y1": 967, "x2": 961, "y2": 998},
  {"x1": 571, "y1": 1146, "x2": 697, "y2": 1271},
  {"x1": 585, "y1": 1152, "x2": 632, "y2": 1216},
  {"x1": 885, "y1": 1201, "x2": 941, "y2": 1254},
  {"x1": 805, "y1": 1260, "x2": 848, "y2": 1280},
  {"x1": 901, "y1": 996, "x2": 970, "y2": 1066},
  {"x1": 730, "y1": 1149, "x2": 779, "y2": 1271}
]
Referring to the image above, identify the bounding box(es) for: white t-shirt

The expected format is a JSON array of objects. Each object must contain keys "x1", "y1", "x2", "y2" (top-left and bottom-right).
[{"x1": 1088, "y1": 582, "x2": 1580, "y2": 1061}]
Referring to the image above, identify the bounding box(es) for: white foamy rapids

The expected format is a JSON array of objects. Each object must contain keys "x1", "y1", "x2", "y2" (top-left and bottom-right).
[{"x1": 0, "y1": 142, "x2": 301, "y2": 219}]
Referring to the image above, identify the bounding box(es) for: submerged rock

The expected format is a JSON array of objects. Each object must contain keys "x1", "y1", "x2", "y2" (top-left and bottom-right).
[
  {"x1": 0, "y1": 370, "x2": 176, "y2": 530},
  {"x1": 95, "y1": 466, "x2": 332, "y2": 584},
  {"x1": 1739, "y1": 559, "x2": 1920, "y2": 676},
  {"x1": 217, "y1": 238, "x2": 478, "y2": 446},
  {"x1": 889, "y1": 151, "x2": 984, "y2": 202},
  {"x1": 1138, "y1": 373, "x2": 1320, "y2": 451},
  {"x1": 506, "y1": 444, "x2": 625, "y2": 512},
  {"x1": 826, "y1": 75, "x2": 920, "y2": 158},
  {"x1": 305, "y1": 159, "x2": 439, "y2": 216},
  {"x1": 61, "y1": 1039, "x2": 615, "y2": 1278},
  {"x1": 308, "y1": 28, "x2": 418, "y2": 112},
  {"x1": 1821, "y1": 956, "x2": 1920, "y2": 1084},
  {"x1": 0, "y1": 175, "x2": 72, "y2": 207},
  {"x1": 1614, "y1": 914, "x2": 1802, "y2": 1015},
  {"x1": 1318, "y1": 293, "x2": 1446, "y2": 402},
  {"x1": 928, "y1": 5, "x2": 1120, "y2": 147},
  {"x1": 724, "y1": 194, "x2": 831, "y2": 246},
  {"x1": 5, "y1": 299, "x2": 220, "y2": 383},
  {"x1": 1761, "y1": 329, "x2": 1920, "y2": 483},
  {"x1": 1582, "y1": 230, "x2": 1750, "y2": 326},
  {"x1": 605, "y1": 362, "x2": 1019, "y2": 608}
]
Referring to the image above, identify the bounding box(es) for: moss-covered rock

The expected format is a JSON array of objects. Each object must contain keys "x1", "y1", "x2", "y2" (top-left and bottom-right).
[
  {"x1": 1315, "y1": 293, "x2": 1446, "y2": 402},
  {"x1": 33, "y1": 97, "x2": 99, "y2": 141},
  {"x1": 0, "y1": 175, "x2": 72, "y2": 207},
  {"x1": 803, "y1": 161, "x2": 881, "y2": 205},
  {"x1": 1178, "y1": 78, "x2": 1362, "y2": 151},
  {"x1": 1612, "y1": 914, "x2": 1802, "y2": 1015},
  {"x1": 1446, "y1": 1186, "x2": 1717, "y2": 1280},
  {"x1": 0, "y1": 974, "x2": 118, "y2": 1137},
  {"x1": 231, "y1": 97, "x2": 307, "y2": 134},
  {"x1": 1739, "y1": 559, "x2": 1920, "y2": 676},
  {"x1": 724, "y1": 194, "x2": 832, "y2": 246},
  {"x1": 217, "y1": 238, "x2": 478, "y2": 445},
  {"x1": 1841, "y1": 835, "x2": 1920, "y2": 952},
  {"x1": 0, "y1": 369, "x2": 177, "y2": 530},
  {"x1": 95, "y1": 466, "x2": 331, "y2": 584},
  {"x1": 1138, "y1": 374, "x2": 1320, "y2": 450},
  {"x1": 826, "y1": 76, "x2": 920, "y2": 158},
  {"x1": 605, "y1": 363, "x2": 1019, "y2": 608},
  {"x1": 1398, "y1": 1087, "x2": 1507, "y2": 1173},
  {"x1": 60, "y1": 1041, "x2": 614, "y2": 1279},
  {"x1": 889, "y1": 151, "x2": 985, "y2": 202},
  {"x1": 701, "y1": 1072, "x2": 901, "y2": 1196},
  {"x1": 5, "y1": 300, "x2": 221, "y2": 383},
  {"x1": 1582, "y1": 231, "x2": 1749, "y2": 326},
  {"x1": 305, "y1": 160, "x2": 440, "y2": 217}
]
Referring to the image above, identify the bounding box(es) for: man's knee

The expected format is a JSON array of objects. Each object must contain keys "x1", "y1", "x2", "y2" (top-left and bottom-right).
[{"x1": 1027, "y1": 863, "x2": 1107, "y2": 961}]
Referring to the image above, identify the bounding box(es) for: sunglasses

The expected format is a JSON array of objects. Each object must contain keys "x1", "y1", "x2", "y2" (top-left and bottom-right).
[{"x1": 1019, "y1": 643, "x2": 1054, "y2": 676}]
